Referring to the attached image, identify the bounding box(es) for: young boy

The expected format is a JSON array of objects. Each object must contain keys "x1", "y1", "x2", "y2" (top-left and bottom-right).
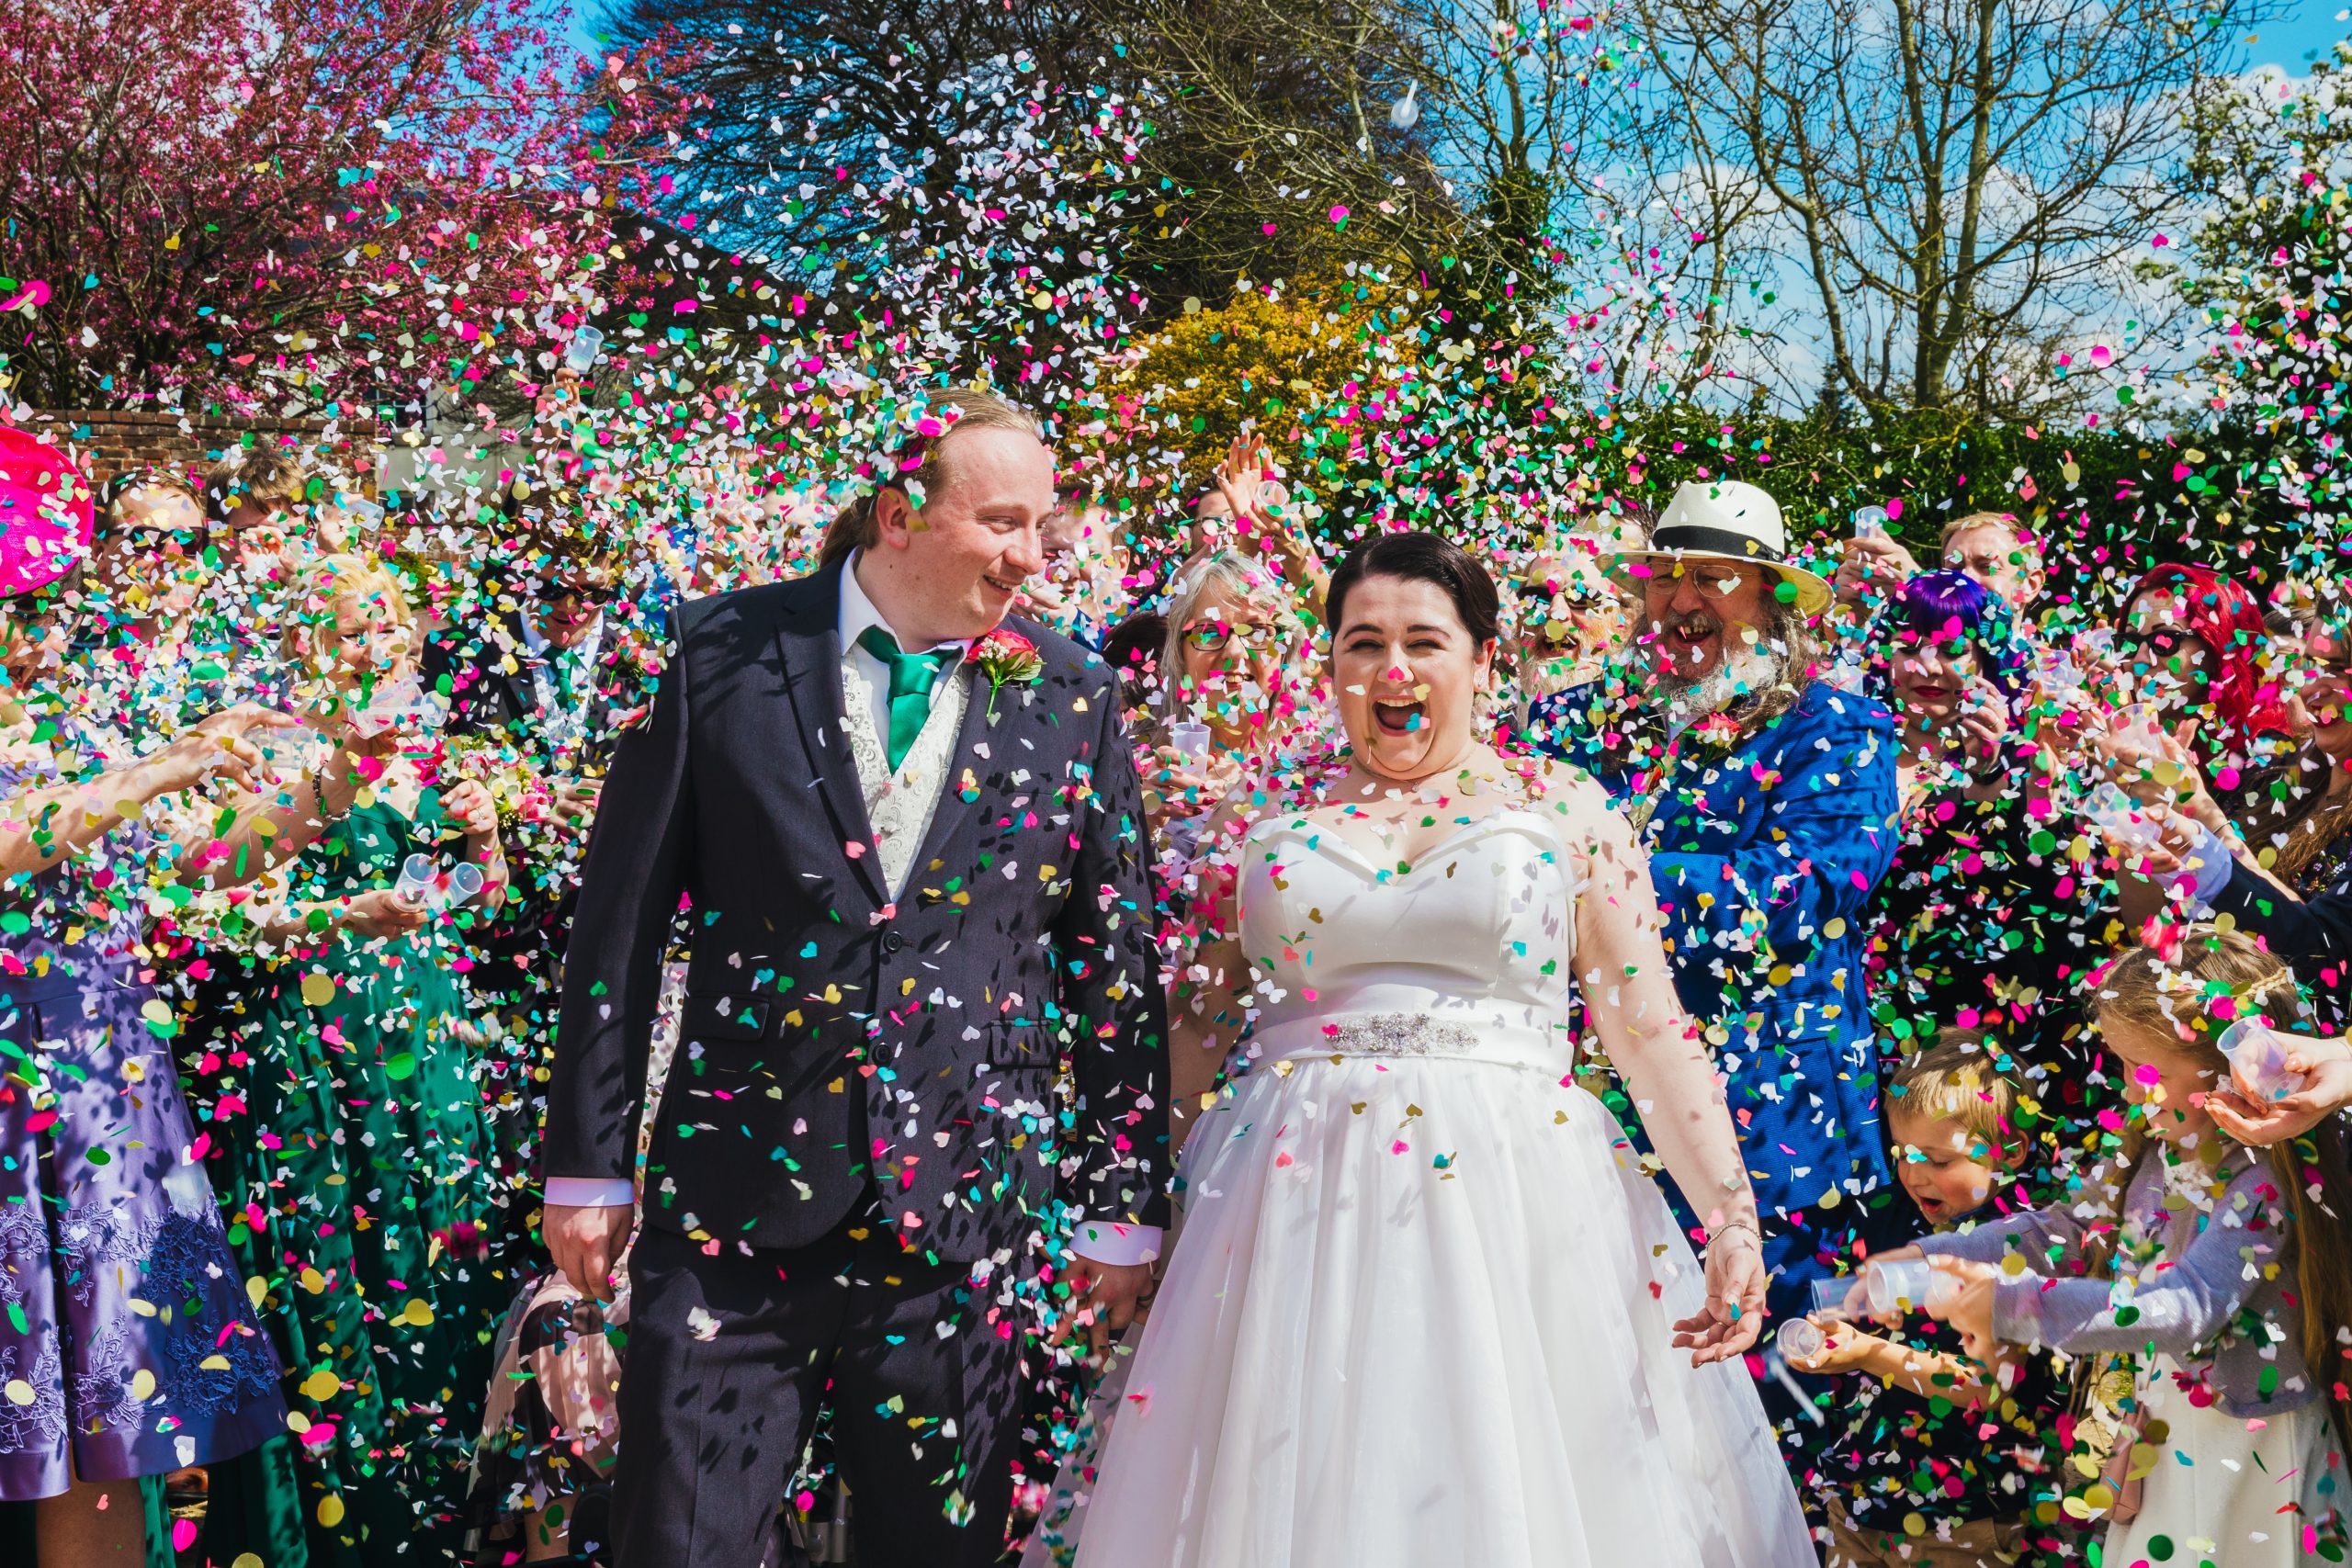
[{"x1": 1796, "y1": 1035, "x2": 2064, "y2": 1566}]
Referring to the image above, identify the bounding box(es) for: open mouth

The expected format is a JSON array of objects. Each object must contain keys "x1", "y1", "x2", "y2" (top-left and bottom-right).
[
  {"x1": 1372, "y1": 696, "x2": 1425, "y2": 737},
  {"x1": 1669, "y1": 621, "x2": 1718, "y2": 653},
  {"x1": 983, "y1": 574, "x2": 1023, "y2": 597}
]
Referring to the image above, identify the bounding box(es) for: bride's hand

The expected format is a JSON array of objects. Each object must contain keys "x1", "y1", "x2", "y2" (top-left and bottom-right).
[{"x1": 1673, "y1": 1228, "x2": 1768, "y2": 1365}]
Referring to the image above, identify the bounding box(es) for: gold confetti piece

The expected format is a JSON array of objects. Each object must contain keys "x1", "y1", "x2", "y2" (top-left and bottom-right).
[
  {"x1": 301, "y1": 973, "x2": 336, "y2": 1007},
  {"x1": 199, "y1": 1354, "x2": 232, "y2": 1371},
  {"x1": 318, "y1": 1495, "x2": 346, "y2": 1528},
  {"x1": 300, "y1": 1267, "x2": 327, "y2": 1294},
  {"x1": 4, "y1": 1380, "x2": 33, "y2": 1406},
  {"x1": 301, "y1": 1369, "x2": 341, "y2": 1402},
  {"x1": 130, "y1": 1369, "x2": 155, "y2": 1402}
]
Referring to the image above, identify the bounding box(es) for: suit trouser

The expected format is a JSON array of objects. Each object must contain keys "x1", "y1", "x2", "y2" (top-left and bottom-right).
[{"x1": 612, "y1": 1221, "x2": 1025, "y2": 1568}]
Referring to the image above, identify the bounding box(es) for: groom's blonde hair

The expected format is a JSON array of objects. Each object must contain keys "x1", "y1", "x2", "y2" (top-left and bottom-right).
[{"x1": 820, "y1": 389, "x2": 1045, "y2": 570}]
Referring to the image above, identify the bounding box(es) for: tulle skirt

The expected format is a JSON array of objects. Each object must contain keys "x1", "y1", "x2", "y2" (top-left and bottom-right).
[{"x1": 1028, "y1": 1041, "x2": 1814, "y2": 1568}]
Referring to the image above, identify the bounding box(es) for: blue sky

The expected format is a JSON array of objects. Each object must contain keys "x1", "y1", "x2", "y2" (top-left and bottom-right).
[{"x1": 2245, "y1": 0, "x2": 2348, "y2": 70}]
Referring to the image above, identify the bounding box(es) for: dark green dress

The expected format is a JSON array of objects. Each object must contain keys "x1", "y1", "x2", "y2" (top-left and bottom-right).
[{"x1": 195, "y1": 789, "x2": 511, "y2": 1566}]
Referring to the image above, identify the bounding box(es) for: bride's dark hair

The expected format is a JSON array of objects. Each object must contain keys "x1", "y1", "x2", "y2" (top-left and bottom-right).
[{"x1": 1325, "y1": 531, "x2": 1500, "y2": 645}]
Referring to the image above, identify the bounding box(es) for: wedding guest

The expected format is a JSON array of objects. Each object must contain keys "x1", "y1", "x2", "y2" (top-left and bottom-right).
[
  {"x1": 1915, "y1": 930, "x2": 2352, "y2": 1568},
  {"x1": 1834, "y1": 512, "x2": 2044, "y2": 626},
  {"x1": 1938, "y1": 513, "x2": 2046, "y2": 615},
  {"x1": 2112, "y1": 562, "x2": 2293, "y2": 773},
  {"x1": 202, "y1": 446, "x2": 349, "y2": 582},
  {"x1": 0, "y1": 467, "x2": 368, "y2": 1562},
  {"x1": 1021, "y1": 487, "x2": 1132, "y2": 650},
  {"x1": 197, "y1": 554, "x2": 514, "y2": 1567},
  {"x1": 1100, "y1": 611, "x2": 1167, "y2": 720},
  {"x1": 1861, "y1": 572, "x2": 2117, "y2": 1083},
  {"x1": 1138, "y1": 551, "x2": 1314, "y2": 852},
  {"x1": 1529, "y1": 479, "x2": 1902, "y2": 1342},
  {"x1": 1165, "y1": 434, "x2": 1329, "y2": 615},
  {"x1": 424, "y1": 513, "x2": 639, "y2": 1235},
  {"x1": 1793, "y1": 1037, "x2": 2063, "y2": 1566},
  {"x1": 1504, "y1": 536, "x2": 1633, "y2": 726}
]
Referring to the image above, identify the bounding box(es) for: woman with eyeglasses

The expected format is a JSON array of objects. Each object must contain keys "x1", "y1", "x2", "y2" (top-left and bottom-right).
[
  {"x1": 1138, "y1": 552, "x2": 1319, "y2": 857},
  {"x1": 1505, "y1": 540, "x2": 1632, "y2": 724},
  {"x1": 1860, "y1": 571, "x2": 2118, "y2": 1089}
]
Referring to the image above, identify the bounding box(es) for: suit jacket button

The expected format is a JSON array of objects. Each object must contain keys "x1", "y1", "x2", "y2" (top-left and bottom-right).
[{"x1": 881, "y1": 930, "x2": 905, "y2": 954}]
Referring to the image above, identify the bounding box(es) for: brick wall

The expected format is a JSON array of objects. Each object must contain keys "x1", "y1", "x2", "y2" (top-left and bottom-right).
[{"x1": 23, "y1": 410, "x2": 380, "y2": 491}]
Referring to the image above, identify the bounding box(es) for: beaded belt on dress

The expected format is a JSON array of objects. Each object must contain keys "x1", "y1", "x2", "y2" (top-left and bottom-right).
[{"x1": 1250, "y1": 1011, "x2": 1565, "y2": 1073}]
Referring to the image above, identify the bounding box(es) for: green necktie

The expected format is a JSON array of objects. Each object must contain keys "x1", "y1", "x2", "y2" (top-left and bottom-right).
[{"x1": 856, "y1": 626, "x2": 954, "y2": 771}]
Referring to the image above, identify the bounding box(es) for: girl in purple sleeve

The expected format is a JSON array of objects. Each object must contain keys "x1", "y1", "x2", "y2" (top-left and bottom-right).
[{"x1": 1900, "y1": 928, "x2": 2351, "y2": 1566}]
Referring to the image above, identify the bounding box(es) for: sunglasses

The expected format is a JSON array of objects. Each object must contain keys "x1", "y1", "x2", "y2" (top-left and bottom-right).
[{"x1": 538, "y1": 577, "x2": 616, "y2": 605}]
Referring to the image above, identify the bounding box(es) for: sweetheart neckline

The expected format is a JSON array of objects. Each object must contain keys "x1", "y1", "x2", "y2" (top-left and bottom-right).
[{"x1": 1249, "y1": 807, "x2": 1562, "y2": 876}]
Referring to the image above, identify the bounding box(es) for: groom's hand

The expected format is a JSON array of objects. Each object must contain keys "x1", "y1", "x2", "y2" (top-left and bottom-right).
[
  {"x1": 547, "y1": 1201, "x2": 635, "y2": 1303},
  {"x1": 1050, "y1": 1258, "x2": 1155, "y2": 1360}
]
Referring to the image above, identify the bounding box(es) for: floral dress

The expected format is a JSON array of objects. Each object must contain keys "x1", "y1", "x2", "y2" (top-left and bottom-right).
[{"x1": 0, "y1": 747, "x2": 283, "y2": 1502}]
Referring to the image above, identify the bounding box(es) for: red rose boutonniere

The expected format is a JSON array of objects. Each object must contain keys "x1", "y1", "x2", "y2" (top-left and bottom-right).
[
  {"x1": 974, "y1": 626, "x2": 1045, "y2": 716},
  {"x1": 1692, "y1": 712, "x2": 1745, "y2": 749}
]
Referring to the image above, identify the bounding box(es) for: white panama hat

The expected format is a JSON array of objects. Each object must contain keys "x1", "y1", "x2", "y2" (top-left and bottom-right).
[{"x1": 1608, "y1": 479, "x2": 1834, "y2": 616}]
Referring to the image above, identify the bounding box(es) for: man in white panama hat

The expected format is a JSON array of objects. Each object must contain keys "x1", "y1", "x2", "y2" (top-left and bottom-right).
[{"x1": 1525, "y1": 477, "x2": 1903, "y2": 1451}]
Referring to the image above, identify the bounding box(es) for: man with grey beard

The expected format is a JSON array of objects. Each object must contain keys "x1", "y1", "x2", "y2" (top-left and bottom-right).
[{"x1": 1525, "y1": 479, "x2": 1901, "y2": 1450}]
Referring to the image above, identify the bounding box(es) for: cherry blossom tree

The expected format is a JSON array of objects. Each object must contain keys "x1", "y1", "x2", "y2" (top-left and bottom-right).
[{"x1": 0, "y1": 0, "x2": 700, "y2": 412}]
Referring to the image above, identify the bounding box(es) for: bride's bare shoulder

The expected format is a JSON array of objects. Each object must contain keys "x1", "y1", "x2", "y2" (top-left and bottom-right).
[{"x1": 1507, "y1": 755, "x2": 1641, "y2": 868}]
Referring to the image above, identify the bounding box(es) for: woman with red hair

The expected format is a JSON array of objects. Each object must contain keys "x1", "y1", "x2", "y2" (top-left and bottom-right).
[{"x1": 2118, "y1": 562, "x2": 2294, "y2": 764}]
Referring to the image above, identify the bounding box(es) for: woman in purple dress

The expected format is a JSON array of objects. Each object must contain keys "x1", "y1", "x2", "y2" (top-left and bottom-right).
[{"x1": 0, "y1": 566, "x2": 383, "y2": 1562}]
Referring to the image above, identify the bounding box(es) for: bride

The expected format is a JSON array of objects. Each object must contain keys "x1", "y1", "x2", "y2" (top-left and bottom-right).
[{"x1": 1036, "y1": 531, "x2": 1813, "y2": 1567}]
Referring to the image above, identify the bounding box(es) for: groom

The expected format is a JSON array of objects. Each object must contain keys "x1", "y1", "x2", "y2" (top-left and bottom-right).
[{"x1": 542, "y1": 390, "x2": 1170, "y2": 1567}]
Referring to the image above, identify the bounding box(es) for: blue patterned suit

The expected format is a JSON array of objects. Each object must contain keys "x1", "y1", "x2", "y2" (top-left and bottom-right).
[{"x1": 1528, "y1": 674, "x2": 1903, "y2": 1324}]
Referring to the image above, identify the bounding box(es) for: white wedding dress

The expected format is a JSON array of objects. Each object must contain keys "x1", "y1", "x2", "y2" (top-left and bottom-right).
[{"x1": 1030, "y1": 805, "x2": 1813, "y2": 1568}]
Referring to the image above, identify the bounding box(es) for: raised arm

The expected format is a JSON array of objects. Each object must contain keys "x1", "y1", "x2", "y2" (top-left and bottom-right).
[
  {"x1": 1573, "y1": 791, "x2": 1766, "y2": 1363},
  {"x1": 1981, "y1": 1160, "x2": 2285, "y2": 1362}
]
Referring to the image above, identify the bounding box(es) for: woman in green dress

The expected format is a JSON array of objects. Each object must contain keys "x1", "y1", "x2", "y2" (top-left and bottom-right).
[{"x1": 194, "y1": 553, "x2": 514, "y2": 1567}]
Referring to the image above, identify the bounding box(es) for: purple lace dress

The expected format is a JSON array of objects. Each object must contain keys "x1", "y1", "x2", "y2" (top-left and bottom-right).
[{"x1": 0, "y1": 756, "x2": 284, "y2": 1500}]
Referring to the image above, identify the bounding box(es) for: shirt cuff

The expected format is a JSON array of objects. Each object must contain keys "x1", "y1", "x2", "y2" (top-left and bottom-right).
[
  {"x1": 1991, "y1": 1272, "x2": 2048, "y2": 1348},
  {"x1": 544, "y1": 1176, "x2": 636, "y2": 1208},
  {"x1": 2180, "y1": 821, "x2": 2238, "y2": 911},
  {"x1": 1069, "y1": 1221, "x2": 1163, "y2": 1267}
]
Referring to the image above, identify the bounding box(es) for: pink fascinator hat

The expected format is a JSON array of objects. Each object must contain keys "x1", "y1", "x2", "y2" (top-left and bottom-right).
[{"x1": 0, "y1": 427, "x2": 94, "y2": 598}]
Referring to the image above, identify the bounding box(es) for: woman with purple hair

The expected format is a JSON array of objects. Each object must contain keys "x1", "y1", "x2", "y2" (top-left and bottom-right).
[{"x1": 1860, "y1": 571, "x2": 2116, "y2": 1097}]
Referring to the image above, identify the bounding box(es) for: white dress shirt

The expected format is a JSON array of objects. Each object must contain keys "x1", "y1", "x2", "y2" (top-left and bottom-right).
[{"x1": 548, "y1": 557, "x2": 1159, "y2": 1267}]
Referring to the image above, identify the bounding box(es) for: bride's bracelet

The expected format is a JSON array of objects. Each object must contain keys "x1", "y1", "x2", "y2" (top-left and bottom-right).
[{"x1": 1706, "y1": 1217, "x2": 1762, "y2": 1250}]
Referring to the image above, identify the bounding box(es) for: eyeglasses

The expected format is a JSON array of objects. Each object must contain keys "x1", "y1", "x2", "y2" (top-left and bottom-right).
[
  {"x1": 1644, "y1": 560, "x2": 1750, "y2": 600},
  {"x1": 1182, "y1": 618, "x2": 1265, "y2": 653}
]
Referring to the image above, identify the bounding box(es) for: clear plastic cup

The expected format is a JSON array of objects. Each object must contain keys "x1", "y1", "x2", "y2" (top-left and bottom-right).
[
  {"x1": 1777, "y1": 1317, "x2": 1826, "y2": 1362},
  {"x1": 1851, "y1": 505, "x2": 1890, "y2": 539},
  {"x1": 1170, "y1": 721, "x2": 1211, "y2": 764},
  {"x1": 2084, "y1": 781, "x2": 2165, "y2": 852},
  {"x1": 444, "y1": 862, "x2": 486, "y2": 908},
  {"x1": 392, "y1": 852, "x2": 437, "y2": 911},
  {"x1": 1865, "y1": 1258, "x2": 1958, "y2": 1315},
  {"x1": 565, "y1": 326, "x2": 605, "y2": 372},
  {"x1": 347, "y1": 673, "x2": 429, "y2": 739},
  {"x1": 1809, "y1": 1276, "x2": 1861, "y2": 1318},
  {"x1": 2217, "y1": 1018, "x2": 2312, "y2": 1102},
  {"x1": 2109, "y1": 702, "x2": 2168, "y2": 759}
]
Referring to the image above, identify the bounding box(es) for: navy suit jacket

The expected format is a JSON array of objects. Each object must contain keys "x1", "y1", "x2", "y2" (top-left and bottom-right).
[{"x1": 547, "y1": 565, "x2": 1170, "y2": 1262}]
